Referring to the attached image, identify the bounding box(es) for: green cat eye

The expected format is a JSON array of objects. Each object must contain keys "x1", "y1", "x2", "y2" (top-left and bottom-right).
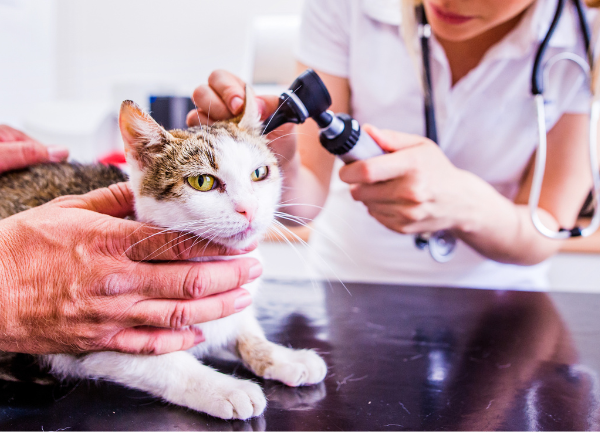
[
  {"x1": 251, "y1": 166, "x2": 269, "y2": 182},
  {"x1": 188, "y1": 174, "x2": 216, "y2": 192}
]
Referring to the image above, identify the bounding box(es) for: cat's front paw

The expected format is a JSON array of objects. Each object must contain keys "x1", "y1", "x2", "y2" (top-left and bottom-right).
[
  {"x1": 196, "y1": 377, "x2": 266, "y2": 420},
  {"x1": 264, "y1": 349, "x2": 327, "y2": 387}
]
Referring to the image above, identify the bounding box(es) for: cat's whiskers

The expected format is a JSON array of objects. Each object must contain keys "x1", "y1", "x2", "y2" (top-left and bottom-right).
[
  {"x1": 123, "y1": 220, "x2": 215, "y2": 261},
  {"x1": 141, "y1": 231, "x2": 199, "y2": 262},
  {"x1": 268, "y1": 222, "x2": 324, "y2": 295},
  {"x1": 270, "y1": 221, "x2": 343, "y2": 298},
  {"x1": 274, "y1": 211, "x2": 355, "y2": 267},
  {"x1": 271, "y1": 219, "x2": 352, "y2": 296}
]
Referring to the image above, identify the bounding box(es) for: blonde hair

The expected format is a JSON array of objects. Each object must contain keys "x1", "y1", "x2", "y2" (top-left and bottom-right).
[{"x1": 399, "y1": 0, "x2": 600, "y2": 99}]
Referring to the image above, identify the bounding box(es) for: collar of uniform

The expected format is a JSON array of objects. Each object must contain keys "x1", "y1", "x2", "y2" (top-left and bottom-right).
[{"x1": 361, "y1": 0, "x2": 401, "y2": 26}]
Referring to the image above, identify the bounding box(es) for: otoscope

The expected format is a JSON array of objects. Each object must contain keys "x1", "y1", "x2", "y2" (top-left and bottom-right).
[{"x1": 263, "y1": 69, "x2": 456, "y2": 263}]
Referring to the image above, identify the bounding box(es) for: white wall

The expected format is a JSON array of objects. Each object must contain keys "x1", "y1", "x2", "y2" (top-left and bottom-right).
[
  {"x1": 55, "y1": 0, "x2": 304, "y2": 103},
  {"x1": 0, "y1": 0, "x2": 57, "y2": 127},
  {"x1": 0, "y1": 0, "x2": 303, "y2": 127}
]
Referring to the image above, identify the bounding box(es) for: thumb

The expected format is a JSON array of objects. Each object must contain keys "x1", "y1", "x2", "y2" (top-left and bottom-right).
[
  {"x1": 0, "y1": 141, "x2": 69, "y2": 173},
  {"x1": 363, "y1": 124, "x2": 425, "y2": 153},
  {"x1": 256, "y1": 95, "x2": 284, "y2": 122},
  {"x1": 55, "y1": 182, "x2": 135, "y2": 218}
]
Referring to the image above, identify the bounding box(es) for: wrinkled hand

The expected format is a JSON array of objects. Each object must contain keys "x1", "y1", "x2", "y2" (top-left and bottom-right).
[
  {"x1": 187, "y1": 70, "x2": 297, "y2": 167},
  {"x1": 339, "y1": 125, "x2": 481, "y2": 235},
  {"x1": 0, "y1": 183, "x2": 261, "y2": 355},
  {"x1": 0, "y1": 125, "x2": 69, "y2": 173}
]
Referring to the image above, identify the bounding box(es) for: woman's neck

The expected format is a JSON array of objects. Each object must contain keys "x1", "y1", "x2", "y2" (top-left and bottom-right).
[{"x1": 436, "y1": 11, "x2": 527, "y2": 86}]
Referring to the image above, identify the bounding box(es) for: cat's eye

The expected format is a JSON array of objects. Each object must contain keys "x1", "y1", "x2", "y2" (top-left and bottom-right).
[
  {"x1": 251, "y1": 166, "x2": 269, "y2": 182},
  {"x1": 188, "y1": 174, "x2": 216, "y2": 191}
]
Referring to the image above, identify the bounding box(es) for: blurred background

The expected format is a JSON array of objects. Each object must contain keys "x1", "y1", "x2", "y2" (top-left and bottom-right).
[
  {"x1": 2, "y1": 0, "x2": 600, "y2": 291},
  {"x1": 1, "y1": 0, "x2": 302, "y2": 160}
]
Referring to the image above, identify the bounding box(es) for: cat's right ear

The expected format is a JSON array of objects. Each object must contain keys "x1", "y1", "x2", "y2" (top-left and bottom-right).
[{"x1": 119, "y1": 100, "x2": 172, "y2": 167}]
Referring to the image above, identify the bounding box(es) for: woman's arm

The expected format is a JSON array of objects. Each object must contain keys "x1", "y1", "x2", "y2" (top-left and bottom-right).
[
  {"x1": 470, "y1": 112, "x2": 592, "y2": 263},
  {"x1": 340, "y1": 112, "x2": 592, "y2": 265}
]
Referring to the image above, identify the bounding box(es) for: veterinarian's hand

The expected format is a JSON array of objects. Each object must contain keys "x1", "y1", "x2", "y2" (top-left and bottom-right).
[
  {"x1": 187, "y1": 70, "x2": 298, "y2": 168},
  {"x1": 0, "y1": 183, "x2": 260, "y2": 355},
  {"x1": 339, "y1": 125, "x2": 487, "y2": 235}
]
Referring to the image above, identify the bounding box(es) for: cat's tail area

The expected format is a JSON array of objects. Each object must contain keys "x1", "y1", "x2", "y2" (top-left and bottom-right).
[
  {"x1": 0, "y1": 352, "x2": 56, "y2": 385},
  {"x1": 44, "y1": 351, "x2": 267, "y2": 420}
]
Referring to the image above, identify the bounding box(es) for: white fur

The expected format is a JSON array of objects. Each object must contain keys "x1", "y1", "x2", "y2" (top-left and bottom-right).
[{"x1": 46, "y1": 108, "x2": 326, "y2": 420}]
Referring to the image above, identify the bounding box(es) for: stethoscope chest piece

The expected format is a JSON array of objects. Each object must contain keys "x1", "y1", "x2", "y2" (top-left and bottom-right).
[{"x1": 414, "y1": 231, "x2": 457, "y2": 263}]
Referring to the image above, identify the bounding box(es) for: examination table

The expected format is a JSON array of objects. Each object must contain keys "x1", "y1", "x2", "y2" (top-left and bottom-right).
[{"x1": 1, "y1": 280, "x2": 599, "y2": 431}]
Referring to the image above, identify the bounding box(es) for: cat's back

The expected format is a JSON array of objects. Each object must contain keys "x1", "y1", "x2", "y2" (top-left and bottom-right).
[{"x1": 0, "y1": 162, "x2": 127, "y2": 219}]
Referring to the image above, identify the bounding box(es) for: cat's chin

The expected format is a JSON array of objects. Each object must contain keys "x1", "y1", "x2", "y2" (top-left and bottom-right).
[{"x1": 213, "y1": 231, "x2": 263, "y2": 250}]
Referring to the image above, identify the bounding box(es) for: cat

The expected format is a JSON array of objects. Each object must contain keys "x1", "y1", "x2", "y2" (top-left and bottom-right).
[{"x1": 0, "y1": 87, "x2": 327, "y2": 420}]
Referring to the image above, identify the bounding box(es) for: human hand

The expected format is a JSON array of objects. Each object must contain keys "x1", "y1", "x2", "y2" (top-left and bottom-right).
[
  {"x1": 186, "y1": 70, "x2": 298, "y2": 168},
  {"x1": 339, "y1": 125, "x2": 485, "y2": 235},
  {"x1": 0, "y1": 125, "x2": 69, "y2": 173},
  {"x1": 0, "y1": 183, "x2": 261, "y2": 355}
]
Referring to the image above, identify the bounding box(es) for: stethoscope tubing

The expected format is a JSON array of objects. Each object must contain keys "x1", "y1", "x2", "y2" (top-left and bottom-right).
[
  {"x1": 529, "y1": 0, "x2": 600, "y2": 239},
  {"x1": 416, "y1": 5, "x2": 457, "y2": 263}
]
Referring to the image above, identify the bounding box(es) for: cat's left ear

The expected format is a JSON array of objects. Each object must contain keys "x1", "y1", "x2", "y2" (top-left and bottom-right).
[
  {"x1": 119, "y1": 100, "x2": 174, "y2": 167},
  {"x1": 234, "y1": 85, "x2": 262, "y2": 133}
]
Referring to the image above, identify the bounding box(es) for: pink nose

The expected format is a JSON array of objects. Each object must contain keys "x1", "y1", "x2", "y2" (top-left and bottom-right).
[{"x1": 235, "y1": 203, "x2": 257, "y2": 223}]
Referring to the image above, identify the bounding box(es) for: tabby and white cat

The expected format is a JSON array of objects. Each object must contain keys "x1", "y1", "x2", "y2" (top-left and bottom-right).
[{"x1": 1, "y1": 88, "x2": 327, "y2": 420}]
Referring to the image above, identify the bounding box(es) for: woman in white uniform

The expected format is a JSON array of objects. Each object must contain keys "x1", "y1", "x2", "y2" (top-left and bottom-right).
[{"x1": 189, "y1": 0, "x2": 596, "y2": 290}]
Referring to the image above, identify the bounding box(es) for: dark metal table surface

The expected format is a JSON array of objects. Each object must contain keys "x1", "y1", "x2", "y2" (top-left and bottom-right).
[{"x1": 1, "y1": 280, "x2": 600, "y2": 431}]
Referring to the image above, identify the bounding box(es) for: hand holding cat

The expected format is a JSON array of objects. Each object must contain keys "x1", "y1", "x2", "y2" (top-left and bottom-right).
[
  {"x1": 0, "y1": 125, "x2": 69, "y2": 173},
  {"x1": 339, "y1": 125, "x2": 490, "y2": 236},
  {"x1": 0, "y1": 182, "x2": 260, "y2": 355}
]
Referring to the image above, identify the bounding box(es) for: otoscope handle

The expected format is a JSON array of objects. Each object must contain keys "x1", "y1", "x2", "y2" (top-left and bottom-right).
[{"x1": 319, "y1": 113, "x2": 385, "y2": 163}]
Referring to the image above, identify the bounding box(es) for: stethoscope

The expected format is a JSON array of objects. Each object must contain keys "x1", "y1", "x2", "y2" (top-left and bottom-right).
[{"x1": 416, "y1": 0, "x2": 600, "y2": 261}]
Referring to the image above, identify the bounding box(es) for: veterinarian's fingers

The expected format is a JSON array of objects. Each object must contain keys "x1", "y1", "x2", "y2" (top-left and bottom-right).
[
  {"x1": 186, "y1": 109, "x2": 212, "y2": 127},
  {"x1": 0, "y1": 141, "x2": 69, "y2": 173},
  {"x1": 127, "y1": 287, "x2": 253, "y2": 328},
  {"x1": 191, "y1": 84, "x2": 231, "y2": 121},
  {"x1": 53, "y1": 182, "x2": 134, "y2": 218},
  {"x1": 207, "y1": 70, "x2": 247, "y2": 115},
  {"x1": 130, "y1": 258, "x2": 262, "y2": 299},
  {"x1": 108, "y1": 326, "x2": 205, "y2": 355}
]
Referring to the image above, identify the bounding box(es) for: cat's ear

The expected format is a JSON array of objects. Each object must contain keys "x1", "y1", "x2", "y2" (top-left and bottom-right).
[
  {"x1": 119, "y1": 100, "x2": 173, "y2": 166},
  {"x1": 234, "y1": 85, "x2": 262, "y2": 133}
]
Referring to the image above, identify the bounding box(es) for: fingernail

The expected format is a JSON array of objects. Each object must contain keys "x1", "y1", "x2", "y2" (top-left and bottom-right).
[
  {"x1": 248, "y1": 262, "x2": 262, "y2": 282},
  {"x1": 234, "y1": 293, "x2": 252, "y2": 312},
  {"x1": 47, "y1": 145, "x2": 69, "y2": 162},
  {"x1": 193, "y1": 330, "x2": 205, "y2": 345},
  {"x1": 230, "y1": 96, "x2": 243, "y2": 114}
]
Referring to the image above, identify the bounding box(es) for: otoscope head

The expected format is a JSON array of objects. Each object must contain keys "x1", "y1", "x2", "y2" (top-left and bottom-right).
[{"x1": 262, "y1": 69, "x2": 332, "y2": 134}]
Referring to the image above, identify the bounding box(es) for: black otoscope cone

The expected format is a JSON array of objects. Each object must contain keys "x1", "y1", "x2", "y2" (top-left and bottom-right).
[{"x1": 262, "y1": 69, "x2": 332, "y2": 134}]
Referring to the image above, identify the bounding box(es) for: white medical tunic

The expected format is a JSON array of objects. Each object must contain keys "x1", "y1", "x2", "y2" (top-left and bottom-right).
[{"x1": 296, "y1": 0, "x2": 592, "y2": 289}]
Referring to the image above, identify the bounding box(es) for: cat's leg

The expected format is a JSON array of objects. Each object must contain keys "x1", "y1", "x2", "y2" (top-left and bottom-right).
[
  {"x1": 45, "y1": 351, "x2": 266, "y2": 420},
  {"x1": 234, "y1": 314, "x2": 327, "y2": 387}
]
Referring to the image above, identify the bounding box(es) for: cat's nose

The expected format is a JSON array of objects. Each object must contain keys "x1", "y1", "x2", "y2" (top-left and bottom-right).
[{"x1": 235, "y1": 203, "x2": 257, "y2": 223}]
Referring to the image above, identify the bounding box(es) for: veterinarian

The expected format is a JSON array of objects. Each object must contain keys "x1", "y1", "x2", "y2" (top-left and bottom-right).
[
  {"x1": 0, "y1": 125, "x2": 259, "y2": 355},
  {"x1": 190, "y1": 0, "x2": 596, "y2": 290}
]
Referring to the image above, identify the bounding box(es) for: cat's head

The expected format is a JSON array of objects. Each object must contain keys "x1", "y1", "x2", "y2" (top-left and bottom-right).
[{"x1": 118, "y1": 87, "x2": 281, "y2": 249}]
